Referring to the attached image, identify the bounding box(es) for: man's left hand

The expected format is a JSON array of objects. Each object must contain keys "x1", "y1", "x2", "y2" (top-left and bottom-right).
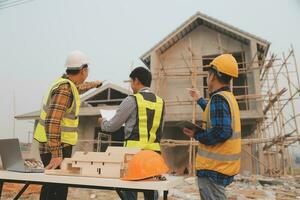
[
  {"x1": 98, "y1": 117, "x2": 103, "y2": 125},
  {"x1": 45, "y1": 157, "x2": 63, "y2": 170},
  {"x1": 94, "y1": 80, "x2": 103, "y2": 88},
  {"x1": 183, "y1": 128, "x2": 196, "y2": 138}
]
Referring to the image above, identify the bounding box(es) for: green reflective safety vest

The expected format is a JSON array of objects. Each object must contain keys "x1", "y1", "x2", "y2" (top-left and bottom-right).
[
  {"x1": 125, "y1": 92, "x2": 164, "y2": 151},
  {"x1": 34, "y1": 77, "x2": 80, "y2": 145}
]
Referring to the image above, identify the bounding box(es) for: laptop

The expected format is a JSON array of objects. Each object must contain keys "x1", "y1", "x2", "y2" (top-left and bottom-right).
[{"x1": 0, "y1": 139, "x2": 44, "y2": 173}]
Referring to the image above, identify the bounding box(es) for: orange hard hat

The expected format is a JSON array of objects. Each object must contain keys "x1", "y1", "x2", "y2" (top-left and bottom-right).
[{"x1": 122, "y1": 150, "x2": 169, "y2": 181}]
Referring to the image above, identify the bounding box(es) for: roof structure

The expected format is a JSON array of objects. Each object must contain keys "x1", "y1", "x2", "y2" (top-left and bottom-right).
[{"x1": 140, "y1": 11, "x2": 271, "y2": 67}]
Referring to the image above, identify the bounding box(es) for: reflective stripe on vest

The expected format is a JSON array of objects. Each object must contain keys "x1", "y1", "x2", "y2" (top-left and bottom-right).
[
  {"x1": 196, "y1": 91, "x2": 241, "y2": 176},
  {"x1": 34, "y1": 77, "x2": 80, "y2": 145},
  {"x1": 198, "y1": 149, "x2": 240, "y2": 162},
  {"x1": 38, "y1": 119, "x2": 78, "y2": 132},
  {"x1": 43, "y1": 105, "x2": 77, "y2": 120},
  {"x1": 125, "y1": 92, "x2": 164, "y2": 151}
]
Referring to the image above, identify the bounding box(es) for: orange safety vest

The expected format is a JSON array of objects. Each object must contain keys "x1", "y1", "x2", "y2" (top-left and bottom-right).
[{"x1": 196, "y1": 91, "x2": 241, "y2": 176}]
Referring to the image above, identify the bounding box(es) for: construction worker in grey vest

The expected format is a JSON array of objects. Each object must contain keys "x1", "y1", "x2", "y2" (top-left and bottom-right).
[{"x1": 98, "y1": 67, "x2": 165, "y2": 200}]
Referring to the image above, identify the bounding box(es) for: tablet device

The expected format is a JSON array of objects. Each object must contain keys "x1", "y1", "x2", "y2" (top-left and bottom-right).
[{"x1": 176, "y1": 121, "x2": 204, "y2": 132}]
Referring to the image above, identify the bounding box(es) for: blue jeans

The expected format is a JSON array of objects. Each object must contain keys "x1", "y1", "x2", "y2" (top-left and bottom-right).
[
  {"x1": 197, "y1": 177, "x2": 227, "y2": 200},
  {"x1": 117, "y1": 189, "x2": 158, "y2": 200}
]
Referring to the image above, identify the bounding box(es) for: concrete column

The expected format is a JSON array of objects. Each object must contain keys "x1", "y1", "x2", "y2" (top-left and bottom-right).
[{"x1": 250, "y1": 41, "x2": 263, "y2": 115}]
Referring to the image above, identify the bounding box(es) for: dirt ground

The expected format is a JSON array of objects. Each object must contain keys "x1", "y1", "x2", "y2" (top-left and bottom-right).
[
  {"x1": 1, "y1": 183, "x2": 181, "y2": 200},
  {"x1": 1, "y1": 175, "x2": 300, "y2": 200}
]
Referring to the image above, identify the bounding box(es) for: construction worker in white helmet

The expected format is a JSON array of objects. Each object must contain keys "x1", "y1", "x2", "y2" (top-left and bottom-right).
[
  {"x1": 183, "y1": 54, "x2": 241, "y2": 200},
  {"x1": 34, "y1": 50, "x2": 103, "y2": 200}
]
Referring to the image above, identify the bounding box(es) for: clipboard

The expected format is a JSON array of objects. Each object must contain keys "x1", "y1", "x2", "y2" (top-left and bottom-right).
[
  {"x1": 176, "y1": 120, "x2": 204, "y2": 132},
  {"x1": 100, "y1": 109, "x2": 117, "y2": 121}
]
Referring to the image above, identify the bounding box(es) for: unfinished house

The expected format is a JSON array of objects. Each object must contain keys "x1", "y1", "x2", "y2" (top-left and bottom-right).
[
  {"x1": 47, "y1": 147, "x2": 140, "y2": 178},
  {"x1": 15, "y1": 83, "x2": 132, "y2": 154},
  {"x1": 139, "y1": 12, "x2": 271, "y2": 175}
]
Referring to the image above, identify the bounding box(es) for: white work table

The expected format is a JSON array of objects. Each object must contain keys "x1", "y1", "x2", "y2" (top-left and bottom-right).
[{"x1": 0, "y1": 170, "x2": 183, "y2": 199}]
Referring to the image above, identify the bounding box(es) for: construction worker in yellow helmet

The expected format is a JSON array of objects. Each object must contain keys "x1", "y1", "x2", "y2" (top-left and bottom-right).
[
  {"x1": 183, "y1": 54, "x2": 241, "y2": 200},
  {"x1": 34, "y1": 50, "x2": 103, "y2": 200}
]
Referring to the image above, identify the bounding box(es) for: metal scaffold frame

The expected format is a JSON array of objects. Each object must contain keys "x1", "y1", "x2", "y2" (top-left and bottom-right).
[
  {"x1": 247, "y1": 45, "x2": 300, "y2": 177},
  {"x1": 158, "y1": 41, "x2": 300, "y2": 177}
]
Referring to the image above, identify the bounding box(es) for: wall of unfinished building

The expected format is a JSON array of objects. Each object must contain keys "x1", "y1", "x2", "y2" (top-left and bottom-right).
[
  {"x1": 148, "y1": 25, "x2": 264, "y2": 174},
  {"x1": 241, "y1": 135, "x2": 258, "y2": 175},
  {"x1": 76, "y1": 117, "x2": 125, "y2": 153},
  {"x1": 150, "y1": 25, "x2": 262, "y2": 123},
  {"x1": 75, "y1": 117, "x2": 99, "y2": 152}
]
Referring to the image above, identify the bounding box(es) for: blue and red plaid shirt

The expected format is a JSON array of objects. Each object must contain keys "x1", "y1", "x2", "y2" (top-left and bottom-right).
[{"x1": 195, "y1": 86, "x2": 234, "y2": 187}]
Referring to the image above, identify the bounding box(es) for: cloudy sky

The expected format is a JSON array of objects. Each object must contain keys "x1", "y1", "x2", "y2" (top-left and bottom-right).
[{"x1": 0, "y1": 0, "x2": 300, "y2": 142}]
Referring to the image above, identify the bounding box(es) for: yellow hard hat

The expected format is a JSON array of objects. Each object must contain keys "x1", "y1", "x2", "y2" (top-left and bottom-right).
[
  {"x1": 121, "y1": 150, "x2": 169, "y2": 181},
  {"x1": 209, "y1": 54, "x2": 238, "y2": 78}
]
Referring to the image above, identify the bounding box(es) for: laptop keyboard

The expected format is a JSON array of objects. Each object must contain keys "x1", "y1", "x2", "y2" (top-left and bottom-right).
[{"x1": 24, "y1": 159, "x2": 44, "y2": 171}]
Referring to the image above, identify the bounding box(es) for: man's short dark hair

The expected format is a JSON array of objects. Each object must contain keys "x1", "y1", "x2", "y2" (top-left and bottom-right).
[
  {"x1": 66, "y1": 64, "x2": 88, "y2": 75},
  {"x1": 129, "y1": 67, "x2": 152, "y2": 87},
  {"x1": 208, "y1": 67, "x2": 232, "y2": 84}
]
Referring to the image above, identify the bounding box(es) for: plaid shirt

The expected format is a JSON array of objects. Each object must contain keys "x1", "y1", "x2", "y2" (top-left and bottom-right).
[
  {"x1": 195, "y1": 86, "x2": 234, "y2": 187},
  {"x1": 39, "y1": 75, "x2": 99, "y2": 157}
]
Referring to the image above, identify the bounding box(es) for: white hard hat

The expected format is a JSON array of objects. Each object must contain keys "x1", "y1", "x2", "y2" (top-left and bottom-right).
[{"x1": 65, "y1": 50, "x2": 89, "y2": 69}]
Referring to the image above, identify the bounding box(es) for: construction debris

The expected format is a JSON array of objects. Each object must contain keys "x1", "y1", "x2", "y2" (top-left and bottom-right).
[
  {"x1": 227, "y1": 175, "x2": 300, "y2": 200},
  {"x1": 167, "y1": 175, "x2": 300, "y2": 200}
]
